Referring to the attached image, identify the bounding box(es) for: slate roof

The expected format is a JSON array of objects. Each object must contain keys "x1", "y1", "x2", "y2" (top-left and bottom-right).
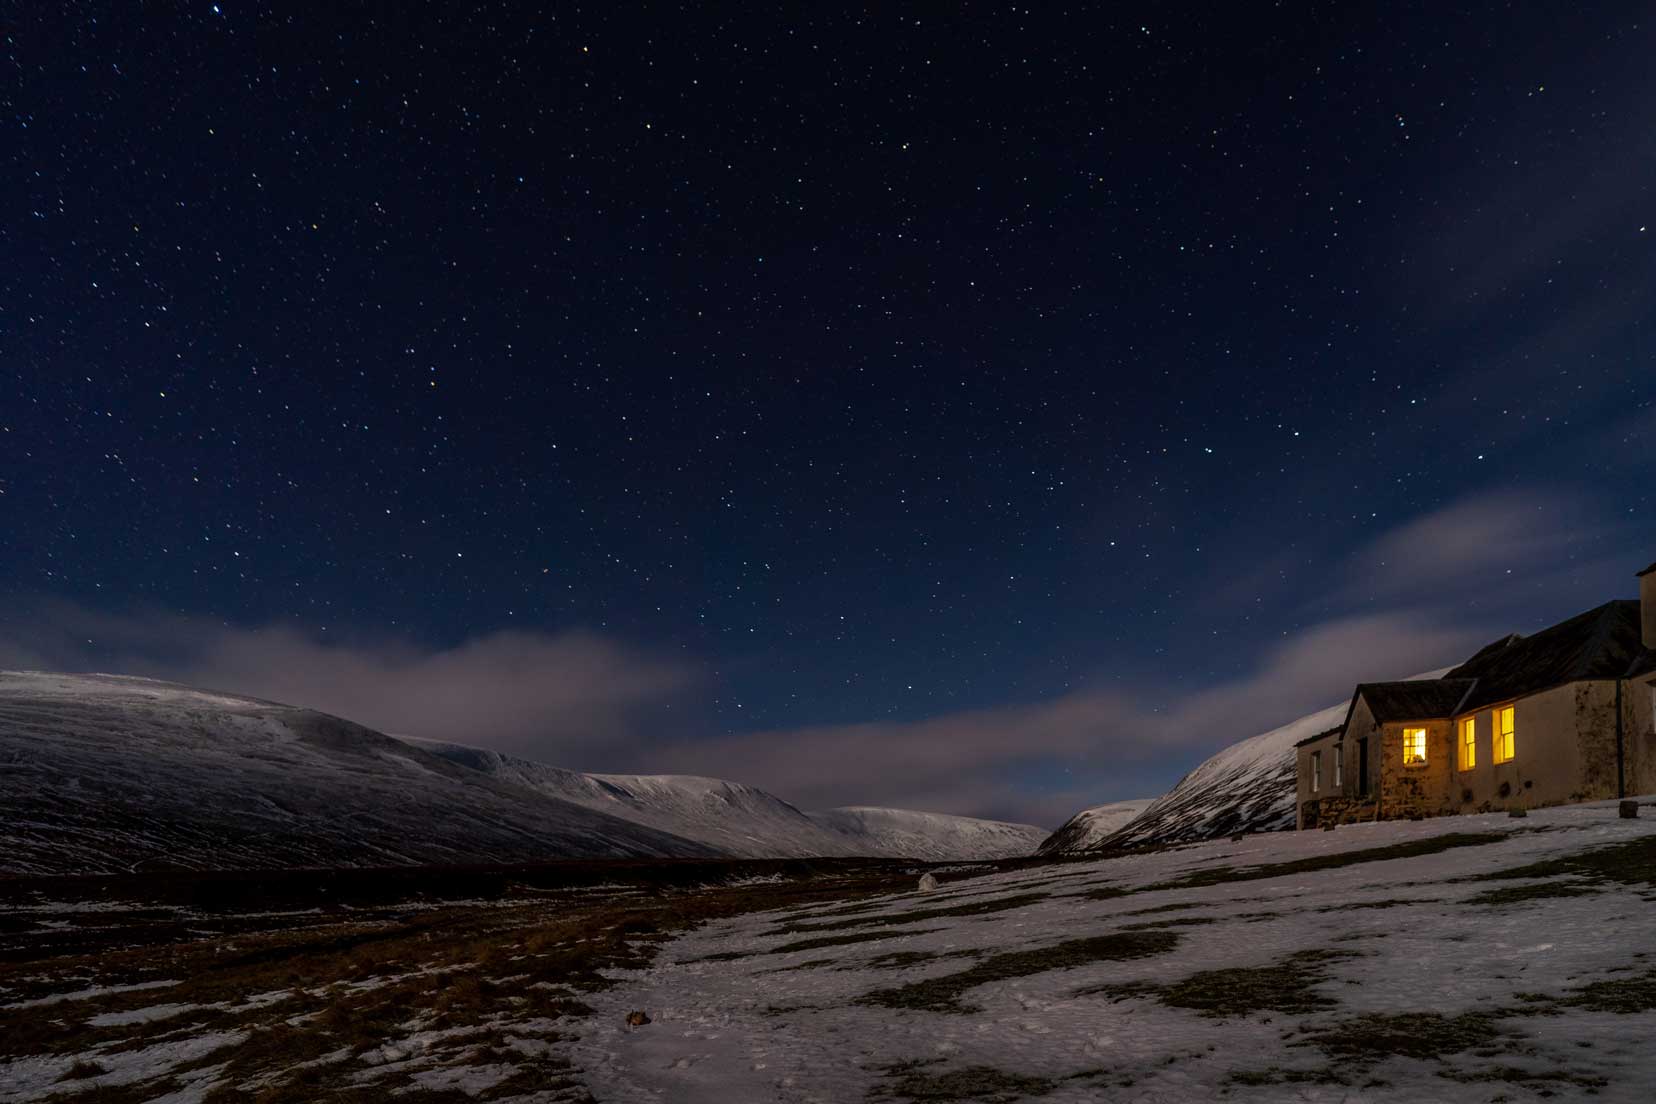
[
  {"x1": 1332, "y1": 598, "x2": 1655, "y2": 735},
  {"x1": 1352, "y1": 679, "x2": 1477, "y2": 724},
  {"x1": 1444, "y1": 600, "x2": 1649, "y2": 712},
  {"x1": 1292, "y1": 725, "x2": 1346, "y2": 749}
]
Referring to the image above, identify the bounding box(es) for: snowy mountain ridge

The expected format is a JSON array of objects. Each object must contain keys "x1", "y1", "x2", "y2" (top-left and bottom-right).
[
  {"x1": 0, "y1": 671, "x2": 1045, "y2": 875},
  {"x1": 0, "y1": 670, "x2": 717, "y2": 876},
  {"x1": 420, "y1": 742, "x2": 1047, "y2": 861},
  {"x1": 805, "y1": 805, "x2": 1049, "y2": 862}
]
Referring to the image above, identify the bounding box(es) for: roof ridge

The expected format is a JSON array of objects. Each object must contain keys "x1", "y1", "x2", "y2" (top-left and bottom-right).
[{"x1": 1449, "y1": 677, "x2": 1480, "y2": 717}]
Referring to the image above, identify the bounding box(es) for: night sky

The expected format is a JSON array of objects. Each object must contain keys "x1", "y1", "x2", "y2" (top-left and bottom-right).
[{"x1": 3, "y1": 5, "x2": 1653, "y2": 824}]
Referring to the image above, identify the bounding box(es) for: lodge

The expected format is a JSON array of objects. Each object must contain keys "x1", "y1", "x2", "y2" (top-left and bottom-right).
[{"x1": 1295, "y1": 561, "x2": 1656, "y2": 828}]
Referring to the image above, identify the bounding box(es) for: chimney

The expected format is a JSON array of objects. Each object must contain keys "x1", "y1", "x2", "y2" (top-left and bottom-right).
[{"x1": 1641, "y1": 560, "x2": 1656, "y2": 652}]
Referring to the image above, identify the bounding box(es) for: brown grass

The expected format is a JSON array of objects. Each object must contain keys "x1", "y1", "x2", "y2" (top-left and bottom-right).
[{"x1": 0, "y1": 859, "x2": 923, "y2": 1101}]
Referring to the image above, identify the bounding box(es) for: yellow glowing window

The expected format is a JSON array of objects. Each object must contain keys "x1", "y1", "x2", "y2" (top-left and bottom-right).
[
  {"x1": 1494, "y1": 706, "x2": 1515, "y2": 764},
  {"x1": 1460, "y1": 717, "x2": 1476, "y2": 770},
  {"x1": 1402, "y1": 727, "x2": 1427, "y2": 766}
]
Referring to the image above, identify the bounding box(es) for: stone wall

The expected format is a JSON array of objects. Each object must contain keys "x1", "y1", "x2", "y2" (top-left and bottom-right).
[
  {"x1": 1378, "y1": 718, "x2": 1456, "y2": 820},
  {"x1": 1300, "y1": 796, "x2": 1377, "y2": 829},
  {"x1": 1615, "y1": 674, "x2": 1656, "y2": 798}
]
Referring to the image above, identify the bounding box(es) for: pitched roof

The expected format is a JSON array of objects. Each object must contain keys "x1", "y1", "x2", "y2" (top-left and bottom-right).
[
  {"x1": 1329, "y1": 599, "x2": 1655, "y2": 738},
  {"x1": 1444, "y1": 600, "x2": 1649, "y2": 712},
  {"x1": 1353, "y1": 679, "x2": 1476, "y2": 724},
  {"x1": 1293, "y1": 725, "x2": 1346, "y2": 749},
  {"x1": 1638, "y1": 560, "x2": 1656, "y2": 578}
]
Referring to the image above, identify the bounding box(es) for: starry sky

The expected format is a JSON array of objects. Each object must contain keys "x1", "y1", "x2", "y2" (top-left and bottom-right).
[{"x1": 3, "y1": 4, "x2": 1653, "y2": 825}]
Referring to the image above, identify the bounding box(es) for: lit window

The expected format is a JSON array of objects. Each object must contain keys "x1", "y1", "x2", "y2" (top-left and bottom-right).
[
  {"x1": 1402, "y1": 727, "x2": 1427, "y2": 766},
  {"x1": 1333, "y1": 745, "x2": 1343, "y2": 787},
  {"x1": 1311, "y1": 750, "x2": 1321, "y2": 792},
  {"x1": 1493, "y1": 706, "x2": 1515, "y2": 764},
  {"x1": 1460, "y1": 717, "x2": 1476, "y2": 771}
]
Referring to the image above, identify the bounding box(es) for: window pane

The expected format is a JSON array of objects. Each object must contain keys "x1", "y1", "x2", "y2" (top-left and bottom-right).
[
  {"x1": 1402, "y1": 728, "x2": 1426, "y2": 766},
  {"x1": 1493, "y1": 707, "x2": 1516, "y2": 764}
]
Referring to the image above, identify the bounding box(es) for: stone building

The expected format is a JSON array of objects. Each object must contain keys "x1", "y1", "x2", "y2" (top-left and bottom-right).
[{"x1": 1296, "y1": 562, "x2": 1656, "y2": 829}]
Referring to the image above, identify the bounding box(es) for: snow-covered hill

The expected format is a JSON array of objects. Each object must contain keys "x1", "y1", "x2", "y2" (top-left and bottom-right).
[
  {"x1": 1, "y1": 671, "x2": 1047, "y2": 875},
  {"x1": 1080, "y1": 669, "x2": 1451, "y2": 851},
  {"x1": 1101, "y1": 703, "x2": 1348, "y2": 848},
  {"x1": 806, "y1": 806, "x2": 1049, "y2": 861},
  {"x1": 424, "y1": 744, "x2": 1047, "y2": 861},
  {"x1": 1034, "y1": 798, "x2": 1155, "y2": 855},
  {"x1": 0, "y1": 671, "x2": 716, "y2": 876}
]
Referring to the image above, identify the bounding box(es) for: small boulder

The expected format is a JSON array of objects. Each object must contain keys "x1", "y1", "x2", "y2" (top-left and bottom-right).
[
  {"x1": 625, "y1": 1010, "x2": 651, "y2": 1028},
  {"x1": 1619, "y1": 800, "x2": 1639, "y2": 819},
  {"x1": 916, "y1": 872, "x2": 939, "y2": 893},
  {"x1": 1508, "y1": 808, "x2": 1528, "y2": 818}
]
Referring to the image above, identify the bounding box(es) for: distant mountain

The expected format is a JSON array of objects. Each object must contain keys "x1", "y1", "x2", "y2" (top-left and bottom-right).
[
  {"x1": 806, "y1": 806, "x2": 1049, "y2": 861},
  {"x1": 0, "y1": 671, "x2": 715, "y2": 877},
  {"x1": 1, "y1": 671, "x2": 1046, "y2": 876},
  {"x1": 423, "y1": 744, "x2": 1047, "y2": 861},
  {"x1": 1064, "y1": 669, "x2": 1451, "y2": 852},
  {"x1": 1034, "y1": 799, "x2": 1155, "y2": 855}
]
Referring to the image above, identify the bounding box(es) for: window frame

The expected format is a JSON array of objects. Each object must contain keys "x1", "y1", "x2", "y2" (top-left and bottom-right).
[
  {"x1": 1493, "y1": 704, "x2": 1516, "y2": 765},
  {"x1": 1333, "y1": 743, "x2": 1343, "y2": 788},
  {"x1": 1401, "y1": 726, "x2": 1427, "y2": 767},
  {"x1": 1459, "y1": 716, "x2": 1476, "y2": 771},
  {"x1": 1311, "y1": 749, "x2": 1322, "y2": 793}
]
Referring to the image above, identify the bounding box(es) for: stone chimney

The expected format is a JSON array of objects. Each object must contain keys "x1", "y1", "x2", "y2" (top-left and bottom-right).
[{"x1": 1641, "y1": 560, "x2": 1656, "y2": 651}]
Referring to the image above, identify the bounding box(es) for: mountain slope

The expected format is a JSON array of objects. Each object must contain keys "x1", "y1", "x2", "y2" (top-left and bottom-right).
[
  {"x1": 423, "y1": 744, "x2": 864, "y2": 858},
  {"x1": 1087, "y1": 668, "x2": 1451, "y2": 851},
  {"x1": 2, "y1": 671, "x2": 1048, "y2": 875},
  {"x1": 1034, "y1": 798, "x2": 1156, "y2": 855},
  {"x1": 0, "y1": 671, "x2": 718, "y2": 876},
  {"x1": 424, "y1": 744, "x2": 1047, "y2": 860},
  {"x1": 806, "y1": 806, "x2": 1048, "y2": 861}
]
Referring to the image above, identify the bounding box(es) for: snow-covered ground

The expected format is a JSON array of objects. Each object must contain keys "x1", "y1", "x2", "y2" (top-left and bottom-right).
[
  {"x1": 1036, "y1": 799, "x2": 1156, "y2": 855},
  {"x1": 557, "y1": 798, "x2": 1656, "y2": 1102}
]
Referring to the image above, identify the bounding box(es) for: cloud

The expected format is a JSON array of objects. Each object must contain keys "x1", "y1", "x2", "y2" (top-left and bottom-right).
[
  {"x1": 0, "y1": 595, "x2": 1473, "y2": 829},
  {"x1": 646, "y1": 608, "x2": 1483, "y2": 826},
  {"x1": 5, "y1": 484, "x2": 1644, "y2": 829},
  {"x1": 0, "y1": 600, "x2": 699, "y2": 762},
  {"x1": 1344, "y1": 488, "x2": 1591, "y2": 601},
  {"x1": 1336, "y1": 486, "x2": 1646, "y2": 622}
]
